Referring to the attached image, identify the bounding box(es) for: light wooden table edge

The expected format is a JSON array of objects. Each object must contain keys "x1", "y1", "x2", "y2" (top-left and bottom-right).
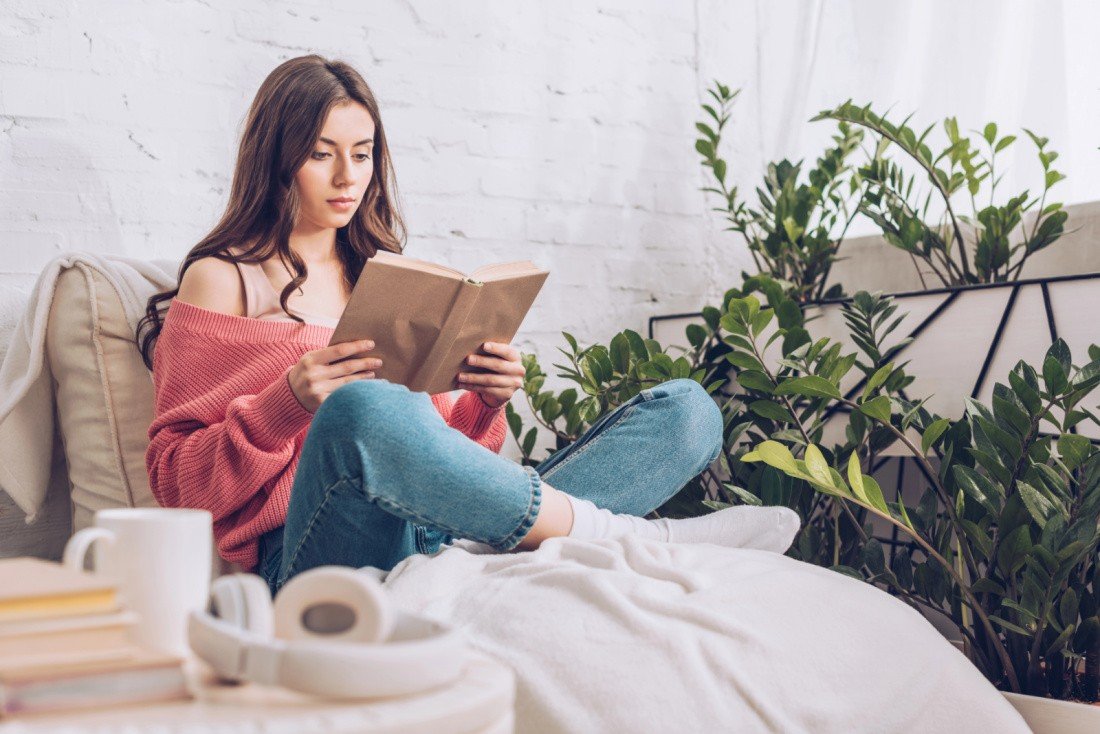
[{"x1": 0, "y1": 650, "x2": 515, "y2": 734}]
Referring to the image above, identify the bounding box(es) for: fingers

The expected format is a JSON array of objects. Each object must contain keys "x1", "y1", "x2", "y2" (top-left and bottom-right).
[
  {"x1": 457, "y1": 371, "x2": 524, "y2": 388},
  {"x1": 322, "y1": 355, "x2": 382, "y2": 379},
  {"x1": 336, "y1": 371, "x2": 375, "y2": 386},
  {"x1": 321, "y1": 338, "x2": 375, "y2": 363},
  {"x1": 465, "y1": 353, "x2": 524, "y2": 376},
  {"x1": 482, "y1": 341, "x2": 521, "y2": 362}
]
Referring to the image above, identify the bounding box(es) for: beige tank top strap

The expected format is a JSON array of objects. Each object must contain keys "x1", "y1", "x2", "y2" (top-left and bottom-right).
[{"x1": 226, "y1": 245, "x2": 282, "y2": 319}]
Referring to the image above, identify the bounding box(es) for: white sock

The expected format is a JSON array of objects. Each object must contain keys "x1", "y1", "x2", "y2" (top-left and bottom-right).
[{"x1": 567, "y1": 495, "x2": 801, "y2": 554}]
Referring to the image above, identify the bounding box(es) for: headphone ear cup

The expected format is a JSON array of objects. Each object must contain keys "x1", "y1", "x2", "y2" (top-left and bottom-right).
[
  {"x1": 273, "y1": 566, "x2": 393, "y2": 644},
  {"x1": 209, "y1": 573, "x2": 275, "y2": 638}
]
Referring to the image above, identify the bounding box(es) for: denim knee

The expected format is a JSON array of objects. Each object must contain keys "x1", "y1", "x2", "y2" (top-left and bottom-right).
[
  {"x1": 646, "y1": 379, "x2": 723, "y2": 471},
  {"x1": 312, "y1": 379, "x2": 412, "y2": 438}
]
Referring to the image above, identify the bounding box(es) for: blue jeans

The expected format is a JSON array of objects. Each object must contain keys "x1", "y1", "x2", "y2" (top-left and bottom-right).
[{"x1": 257, "y1": 378, "x2": 722, "y2": 597}]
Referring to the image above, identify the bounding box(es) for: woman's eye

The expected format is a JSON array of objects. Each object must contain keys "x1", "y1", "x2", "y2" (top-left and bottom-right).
[{"x1": 310, "y1": 152, "x2": 371, "y2": 161}]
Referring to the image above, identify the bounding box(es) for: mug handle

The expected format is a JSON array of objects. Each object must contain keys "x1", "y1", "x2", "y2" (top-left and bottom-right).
[{"x1": 63, "y1": 527, "x2": 116, "y2": 571}]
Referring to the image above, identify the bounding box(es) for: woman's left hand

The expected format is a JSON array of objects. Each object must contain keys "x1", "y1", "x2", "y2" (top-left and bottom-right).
[{"x1": 457, "y1": 341, "x2": 525, "y2": 409}]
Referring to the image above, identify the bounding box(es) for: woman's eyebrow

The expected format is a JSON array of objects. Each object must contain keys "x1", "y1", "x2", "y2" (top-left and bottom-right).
[{"x1": 319, "y1": 136, "x2": 374, "y2": 146}]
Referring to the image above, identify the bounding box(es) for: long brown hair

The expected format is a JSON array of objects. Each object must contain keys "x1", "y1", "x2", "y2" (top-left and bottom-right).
[{"x1": 136, "y1": 54, "x2": 405, "y2": 369}]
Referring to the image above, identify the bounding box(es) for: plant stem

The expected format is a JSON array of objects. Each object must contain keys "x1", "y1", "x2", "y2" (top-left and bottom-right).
[
  {"x1": 838, "y1": 398, "x2": 981, "y2": 583},
  {"x1": 860, "y1": 500, "x2": 1022, "y2": 691}
]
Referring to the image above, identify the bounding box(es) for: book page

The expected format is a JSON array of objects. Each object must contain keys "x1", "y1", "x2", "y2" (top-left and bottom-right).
[
  {"x1": 371, "y1": 251, "x2": 466, "y2": 280},
  {"x1": 470, "y1": 261, "x2": 542, "y2": 282}
]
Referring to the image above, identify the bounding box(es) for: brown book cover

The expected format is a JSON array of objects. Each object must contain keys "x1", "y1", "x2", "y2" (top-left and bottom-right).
[
  {"x1": 0, "y1": 558, "x2": 118, "y2": 624},
  {"x1": 329, "y1": 251, "x2": 550, "y2": 395}
]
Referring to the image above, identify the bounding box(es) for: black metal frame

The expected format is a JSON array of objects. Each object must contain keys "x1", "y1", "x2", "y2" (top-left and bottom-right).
[
  {"x1": 649, "y1": 272, "x2": 1100, "y2": 564},
  {"x1": 649, "y1": 270, "x2": 1100, "y2": 339}
]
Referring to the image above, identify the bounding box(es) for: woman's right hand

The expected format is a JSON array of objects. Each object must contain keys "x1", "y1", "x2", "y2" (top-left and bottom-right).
[{"x1": 288, "y1": 338, "x2": 382, "y2": 413}]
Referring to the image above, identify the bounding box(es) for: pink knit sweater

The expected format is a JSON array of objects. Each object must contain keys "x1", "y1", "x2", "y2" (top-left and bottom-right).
[{"x1": 145, "y1": 299, "x2": 508, "y2": 571}]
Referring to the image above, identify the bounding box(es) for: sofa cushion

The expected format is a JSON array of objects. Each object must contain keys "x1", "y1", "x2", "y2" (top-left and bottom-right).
[
  {"x1": 44, "y1": 263, "x2": 239, "y2": 577},
  {"x1": 46, "y1": 265, "x2": 159, "y2": 532}
]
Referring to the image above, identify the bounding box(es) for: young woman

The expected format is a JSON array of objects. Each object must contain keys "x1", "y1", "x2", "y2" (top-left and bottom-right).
[{"x1": 137, "y1": 55, "x2": 799, "y2": 597}]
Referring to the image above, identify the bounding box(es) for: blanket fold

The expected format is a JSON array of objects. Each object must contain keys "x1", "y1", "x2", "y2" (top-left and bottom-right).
[{"x1": 382, "y1": 535, "x2": 1030, "y2": 734}]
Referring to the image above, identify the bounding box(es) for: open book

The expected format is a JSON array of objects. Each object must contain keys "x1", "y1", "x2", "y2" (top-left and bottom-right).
[{"x1": 329, "y1": 251, "x2": 550, "y2": 395}]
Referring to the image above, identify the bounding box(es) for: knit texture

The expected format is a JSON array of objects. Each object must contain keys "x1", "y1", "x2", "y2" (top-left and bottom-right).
[{"x1": 145, "y1": 299, "x2": 508, "y2": 571}]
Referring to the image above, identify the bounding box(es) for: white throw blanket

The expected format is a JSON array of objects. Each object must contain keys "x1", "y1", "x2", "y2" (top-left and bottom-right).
[
  {"x1": 0, "y1": 252, "x2": 178, "y2": 523},
  {"x1": 382, "y1": 536, "x2": 1030, "y2": 733}
]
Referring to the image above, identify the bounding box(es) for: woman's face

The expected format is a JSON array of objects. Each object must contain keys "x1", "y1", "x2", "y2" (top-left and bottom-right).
[{"x1": 293, "y1": 102, "x2": 376, "y2": 234}]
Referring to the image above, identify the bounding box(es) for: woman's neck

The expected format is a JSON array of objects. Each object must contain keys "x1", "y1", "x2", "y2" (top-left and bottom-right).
[{"x1": 288, "y1": 226, "x2": 338, "y2": 266}]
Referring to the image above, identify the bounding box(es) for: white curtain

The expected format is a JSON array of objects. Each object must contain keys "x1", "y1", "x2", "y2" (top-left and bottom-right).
[{"x1": 698, "y1": 0, "x2": 1097, "y2": 232}]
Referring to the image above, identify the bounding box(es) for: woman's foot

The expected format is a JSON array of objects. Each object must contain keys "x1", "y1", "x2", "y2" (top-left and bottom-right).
[{"x1": 565, "y1": 494, "x2": 800, "y2": 554}]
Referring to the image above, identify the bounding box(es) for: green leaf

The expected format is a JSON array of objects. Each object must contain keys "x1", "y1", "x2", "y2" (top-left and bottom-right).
[
  {"x1": 1060, "y1": 588, "x2": 1079, "y2": 627},
  {"x1": 1058, "y1": 433, "x2": 1092, "y2": 470},
  {"x1": 1043, "y1": 355, "x2": 1068, "y2": 394},
  {"x1": 750, "y1": 400, "x2": 794, "y2": 423},
  {"x1": 996, "y1": 525, "x2": 1033, "y2": 575},
  {"x1": 722, "y1": 483, "x2": 763, "y2": 506},
  {"x1": 831, "y1": 565, "x2": 864, "y2": 581},
  {"x1": 505, "y1": 404, "x2": 522, "y2": 438},
  {"x1": 971, "y1": 578, "x2": 1005, "y2": 596},
  {"x1": 625, "y1": 330, "x2": 649, "y2": 360},
  {"x1": 921, "y1": 418, "x2": 950, "y2": 454},
  {"x1": 804, "y1": 445, "x2": 834, "y2": 488},
  {"x1": 752, "y1": 440, "x2": 800, "y2": 474},
  {"x1": 1008, "y1": 368, "x2": 1042, "y2": 416},
  {"x1": 895, "y1": 497, "x2": 915, "y2": 530},
  {"x1": 953, "y1": 465, "x2": 999, "y2": 515},
  {"x1": 773, "y1": 375, "x2": 842, "y2": 399},
  {"x1": 726, "y1": 352, "x2": 766, "y2": 372},
  {"x1": 862, "y1": 475, "x2": 890, "y2": 515},
  {"x1": 847, "y1": 451, "x2": 869, "y2": 505},
  {"x1": 521, "y1": 427, "x2": 538, "y2": 456},
  {"x1": 862, "y1": 363, "x2": 894, "y2": 401},
  {"x1": 609, "y1": 333, "x2": 631, "y2": 374},
  {"x1": 859, "y1": 395, "x2": 893, "y2": 423},
  {"x1": 751, "y1": 309, "x2": 775, "y2": 337},
  {"x1": 992, "y1": 392, "x2": 1031, "y2": 439},
  {"x1": 737, "y1": 370, "x2": 775, "y2": 393},
  {"x1": 1046, "y1": 624, "x2": 1076, "y2": 657},
  {"x1": 685, "y1": 323, "x2": 707, "y2": 349},
  {"x1": 989, "y1": 614, "x2": 1032, "y2": 637},
  {"x1": 562, "y1": 332, "x2": 579, "y2": 355},
  {"x1": 1017, "y1": 481, "x2": 1056, "y2": 524},
  {"x1": 961, "y1": 520, "x2": 993, "y2": 560}
]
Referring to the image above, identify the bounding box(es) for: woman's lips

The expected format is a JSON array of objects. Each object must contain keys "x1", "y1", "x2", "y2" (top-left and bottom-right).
[{"x1": 327, "y1": 199, "x2": 355, "y2": 211}]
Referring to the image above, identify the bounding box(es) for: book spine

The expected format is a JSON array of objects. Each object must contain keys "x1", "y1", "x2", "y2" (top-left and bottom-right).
[{"x1": 410, "y1": 279, "x2": 483, "y2": 393}]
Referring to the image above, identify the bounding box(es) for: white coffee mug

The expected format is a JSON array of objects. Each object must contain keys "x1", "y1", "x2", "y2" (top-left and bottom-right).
[{"x1": 63, "y1": 508, "x2": 213, "y2": 658}]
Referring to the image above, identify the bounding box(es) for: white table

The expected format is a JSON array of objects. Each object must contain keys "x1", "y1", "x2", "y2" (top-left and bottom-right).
[{"x1": 0, "y1": 651, "x2": 515, "y2": 734}]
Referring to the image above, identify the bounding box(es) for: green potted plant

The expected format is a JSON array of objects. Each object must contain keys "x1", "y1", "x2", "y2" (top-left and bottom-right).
[
  {"x1": 792, "y1": 102, "x2": 1099, "y2": 430},
  {"x1": 694, "y1": 83, "x2": 865, "y2": 303},
  {"x1": 712, "y1": 286, "x2": 1099, "y2": 719}
]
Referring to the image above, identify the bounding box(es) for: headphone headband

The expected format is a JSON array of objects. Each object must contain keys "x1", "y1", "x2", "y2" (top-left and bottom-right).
[{"x1": 188, "y1": 566, "x2": 469, "y2": 699}]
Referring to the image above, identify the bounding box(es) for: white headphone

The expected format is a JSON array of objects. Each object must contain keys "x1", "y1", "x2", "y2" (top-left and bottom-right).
[{"x1": 187, "y1": 566, "x2": 470, "y2": 699}]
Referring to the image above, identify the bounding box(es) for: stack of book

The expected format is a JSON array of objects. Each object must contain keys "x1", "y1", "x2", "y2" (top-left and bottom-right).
[{"x1": 0, "y1": 557, "x2": 192, "y2": 719}]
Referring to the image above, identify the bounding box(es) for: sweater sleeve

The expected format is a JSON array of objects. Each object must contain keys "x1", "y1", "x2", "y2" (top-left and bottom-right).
[
  {"x1": 146, "y1": 312, "x2": 319, "y2": 521},
  {"x1": 431, "y1": 390, "x2": 508, "y2": 453},
  {"x1": 146, "y1": 342, "x2": 315, "y2": 522}
]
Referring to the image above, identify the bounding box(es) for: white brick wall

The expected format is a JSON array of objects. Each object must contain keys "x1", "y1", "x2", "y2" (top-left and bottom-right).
[
  {"x1": 11, "y1": 1, "x2": 1094, "y2": 462},
  {"x1": 1, "y1": 0, "x2": 752, "y2": 460}
]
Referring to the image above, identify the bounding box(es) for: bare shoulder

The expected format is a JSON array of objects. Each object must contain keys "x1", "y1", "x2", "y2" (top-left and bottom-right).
[{"x1": 174, "y1": 255, "x2": 246, "y2": 317}]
